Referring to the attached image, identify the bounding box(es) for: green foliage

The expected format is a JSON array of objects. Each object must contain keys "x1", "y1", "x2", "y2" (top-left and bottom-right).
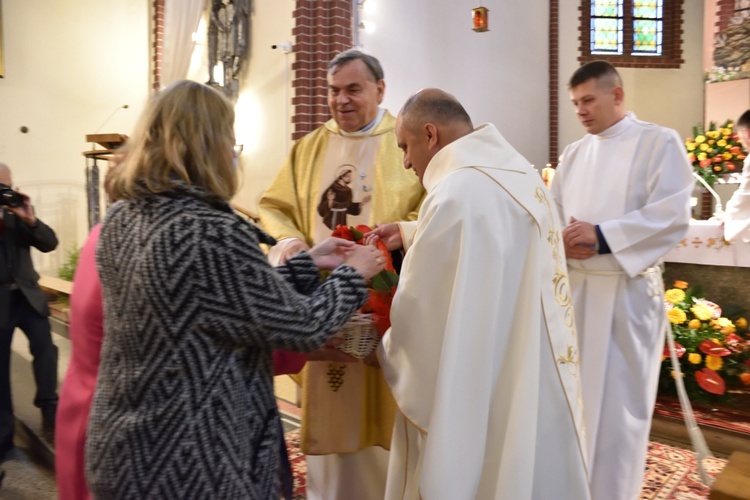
[{"x1": 57, "y1": 245, "x2": 81, "y2": 282}]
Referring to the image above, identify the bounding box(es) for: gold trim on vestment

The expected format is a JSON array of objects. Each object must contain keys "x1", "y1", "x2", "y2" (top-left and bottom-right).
[{"x1": 471, "y1": 167, "x2": 590, "y2": 478}]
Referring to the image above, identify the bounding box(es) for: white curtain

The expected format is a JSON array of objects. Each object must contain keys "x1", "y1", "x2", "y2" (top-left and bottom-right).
[{"x1": 161, "y1": 0, "x2": 206, "y2": 88}]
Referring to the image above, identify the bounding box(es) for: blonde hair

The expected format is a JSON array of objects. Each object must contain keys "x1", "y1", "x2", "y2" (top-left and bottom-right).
[{"x1": 109, "y1": 80, "x2": 237, "y2": 200}]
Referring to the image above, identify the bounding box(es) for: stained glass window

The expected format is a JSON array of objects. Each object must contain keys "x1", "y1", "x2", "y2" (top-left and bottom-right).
[
  {"x1": 580, "y1": 0, "x2": 682, "y2": 68},
  {"x1": 589, "y1": 0, "x2": 664, "y2": 56}
]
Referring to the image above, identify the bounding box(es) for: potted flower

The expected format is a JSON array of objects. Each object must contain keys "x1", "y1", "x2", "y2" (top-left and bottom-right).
[
  {"x1": 661, "y1": 280, "x2": 750, "y2": 404},
  {"x1": 685, "y1": 120, "x2": 746, "y2": 187}
]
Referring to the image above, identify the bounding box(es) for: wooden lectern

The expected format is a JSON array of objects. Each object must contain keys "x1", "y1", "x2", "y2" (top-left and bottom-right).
[{"x1": 84, "y1": 133, "x2": 126, "y2": 230}]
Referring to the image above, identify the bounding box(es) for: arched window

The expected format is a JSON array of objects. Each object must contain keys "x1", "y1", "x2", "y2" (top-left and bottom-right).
[{"x1": 579, "y1": 0, "x2": 684, "y2": 68}]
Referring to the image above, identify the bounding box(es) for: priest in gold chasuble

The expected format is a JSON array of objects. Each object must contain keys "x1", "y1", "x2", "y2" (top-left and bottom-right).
[{"x1": 258, "y1": 50, "x2": 424, "y2": 500}]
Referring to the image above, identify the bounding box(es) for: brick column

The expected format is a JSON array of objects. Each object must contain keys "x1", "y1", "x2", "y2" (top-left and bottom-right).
[
  {"x1": 549, "y1": 0, "x2": 559, "y2": 167},
  {"x1": 291, "y1": 0, "x2": 353, "y2": 140},
  {"x1": 152, "y1": 0, "x2": 165, "y2": 91},
  {"x1": 716, "y1": 0, "x2": 736, "y2": 32}
]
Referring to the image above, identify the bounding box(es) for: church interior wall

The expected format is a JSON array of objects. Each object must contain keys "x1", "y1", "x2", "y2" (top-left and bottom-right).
[
  {"x1": 209, "y1": 0, "x2": 295, "y2": 215},
  {"x1": 359, "y1": 0, "x2": 551, "y2": 172},
  {"x1": 0, "y1": 0, "x2": 713, "y2": 275},
  {"x1": 558, "y1": 0, "x2": 705, "y2": 155},
  {"x1": 0, "y1": 0, "x2": 150, "y2": 274}
]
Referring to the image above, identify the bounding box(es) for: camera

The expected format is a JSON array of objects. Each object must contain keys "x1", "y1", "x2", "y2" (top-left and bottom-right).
[{"x1": 0, "y1": 184, "x2": 23, "y2": 208}]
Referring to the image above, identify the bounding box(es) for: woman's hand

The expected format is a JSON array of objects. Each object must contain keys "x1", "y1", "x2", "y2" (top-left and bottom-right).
[
  {"x1": 344, "y1": 244, "x2": 385, "y2": 280},
  {"x1": 309, "y1": 237, "x2": 355, "y2": 270}
]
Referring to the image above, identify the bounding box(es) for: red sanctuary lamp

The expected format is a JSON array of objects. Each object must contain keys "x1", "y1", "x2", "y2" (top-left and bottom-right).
[{"x1": 472, "y1": 6, "x2": 489, "y2": 32}]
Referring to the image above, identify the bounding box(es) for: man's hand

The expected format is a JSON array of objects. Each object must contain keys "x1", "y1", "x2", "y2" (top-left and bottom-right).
[
  {"x1": 308, "y1": 237, "x2": 355, "y2": 270},
  {"x1": 562, "y1": 217, "x2": 597, "y2": 260},
  {"x1": 278, "y1": 239, "x2": 311, "y2": 264},
  {"x1": 8, "y1": 190, "x2": 36, "y2": 227},
  {"x1": 365, "y1": 223, "x2": 402, "y2": 251}
]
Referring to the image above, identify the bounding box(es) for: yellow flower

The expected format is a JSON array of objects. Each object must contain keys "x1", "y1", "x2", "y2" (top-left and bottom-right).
[
  {"x1": 721, "y1": 127, "x2": 732, "y2": 135},
  {"x1": 699, "y1": 143, "x2": 709, "y2": 151},
  {"x1": 717, "y1": 317, "x2": 733, "y2": 327},
  {"x1": 688, "y1": 319, "x2": 702, "y2": 329},
  {"x1": 664, "y1": 289, "x2": 686, "y2": 304},
  {"x1": 686, "y1": 142, "x2": 697, "y2": 151},
  {"x1": 695, "y1": 135, "x2": 706, "y2": 143},
  {"x1": 708, "y1": 130, "x2": 720, "y2": 139},
  {"x1": 673, "y1": 280, "x2": 688, "y2": 289},
  {"x1": 691, "y1": 303, "x2": 714, "y2": 321},
  {"x1": 718, "y1": 139, "x2": 727, "y2": 147},
  {"x1": 721, "y1": 326, "x2": 736, "y2": 335},
  {"x1": 723, "y1": 152, "x2": 733, "y2": 160},
  {"x1": 667, "y1": 308, "x2": 687, "y2": 325},
  {"x1": 698, "y1": 152, "x2": 708, "y2": 161},
  {"x1": 736, "y1": 317, "x2": 748, "y2": 329},
  {"x1": 688, "y1": 353, "x2": 702, "y2": 364},
  {"x1": 670, "y1": 371, "x2": 685, "y2": 379},
  {"x1": 706, "y1": 355, "x2": 723, "y2": 371}
]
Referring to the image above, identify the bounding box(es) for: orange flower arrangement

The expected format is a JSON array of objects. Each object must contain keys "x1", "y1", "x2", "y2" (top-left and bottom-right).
[
  {"x1": 661, "y1": 280, "x2": 750, "y2": 402},
  {"x1": 685, "y1": 120, "x2": 747, "y2": 187},
  {"x1": 331, "y1": 224, "x2": 398, "y2": 336}
]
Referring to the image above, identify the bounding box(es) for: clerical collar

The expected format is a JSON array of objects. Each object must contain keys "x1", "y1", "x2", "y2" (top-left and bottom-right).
[
  {"x1": 340, "y1": 108, "x2": 386, "y2": 137},
  {"x1": 597, "y1": 112, "x2": 635, "y2": 140}
]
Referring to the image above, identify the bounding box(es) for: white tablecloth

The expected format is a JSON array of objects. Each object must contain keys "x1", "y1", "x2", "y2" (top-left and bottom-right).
[{"x1": 663, "y1": 220, "x2": 750, "y2": 267}]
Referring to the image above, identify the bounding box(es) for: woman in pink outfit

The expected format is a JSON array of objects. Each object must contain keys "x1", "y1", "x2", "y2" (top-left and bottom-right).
[{"x1": 55, "y1": 223, "x2": 102, "y2": 500}]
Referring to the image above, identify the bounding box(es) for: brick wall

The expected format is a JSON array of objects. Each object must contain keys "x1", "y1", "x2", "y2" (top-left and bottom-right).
[
  {"x1": 715, "y1": 0, "x2": 737, "y2": 32},
  {"x1": 549, "y1": 0, "x2": 560, "y2": 167},
  {"x1": 291, "y1": 0, "x2": 353, "y2": 140},
  {"x1": 152, "y1": 0, "x2": 165, "y2": 91}
]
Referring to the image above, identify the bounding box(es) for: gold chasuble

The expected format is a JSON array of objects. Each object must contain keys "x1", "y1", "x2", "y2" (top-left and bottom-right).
[{"x1": 259, "y1": 111, "x2": 425, "y2": 455}]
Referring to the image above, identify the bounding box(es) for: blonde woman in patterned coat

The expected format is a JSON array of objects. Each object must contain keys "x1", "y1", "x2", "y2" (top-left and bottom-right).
[{"x1": 84, "y1": 80, "x2": 385, "y2": 499}]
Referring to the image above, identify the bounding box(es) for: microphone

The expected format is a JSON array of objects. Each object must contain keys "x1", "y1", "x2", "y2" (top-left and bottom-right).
[
  {"x1": 94, "y1": 104, "x2": 129, "y2": 135},
  {"x1": 692, "y1": 171, "x2": 723, "y2": 217},
  {"x1": 90, "y1": 104, "x2": 129, "y2": 153}
]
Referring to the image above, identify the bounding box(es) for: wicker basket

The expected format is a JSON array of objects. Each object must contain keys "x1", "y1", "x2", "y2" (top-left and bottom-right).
[{"x1": 332, "y1": 313, "x2": 380, "y2": 359}]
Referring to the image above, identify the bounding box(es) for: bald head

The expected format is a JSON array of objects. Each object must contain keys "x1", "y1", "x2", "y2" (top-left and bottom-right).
[
  {"x1": 394, "y1": 89, "x2": 475, "y2": 185},
  {"x1": 399, "y1": 88, "x2": 473, "y2": 140},
  {"x1": 0, "y1": 163, "x2": 11, "y2": 186}
]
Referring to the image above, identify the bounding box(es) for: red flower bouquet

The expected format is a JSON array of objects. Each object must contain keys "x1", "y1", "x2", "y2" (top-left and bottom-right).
[{"x1": 330, "y1": 224, "x2": 398, "y2": 358}]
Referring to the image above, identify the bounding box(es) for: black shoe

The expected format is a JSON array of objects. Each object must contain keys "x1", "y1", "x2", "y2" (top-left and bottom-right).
[{"x1": 41, "y1": 405, "x2": 56, "y2": 433}]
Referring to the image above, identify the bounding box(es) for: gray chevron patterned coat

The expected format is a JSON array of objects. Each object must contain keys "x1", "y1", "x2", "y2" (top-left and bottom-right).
[{"x1": 85, "y1": 187, "x2": 368, "y2": 499}]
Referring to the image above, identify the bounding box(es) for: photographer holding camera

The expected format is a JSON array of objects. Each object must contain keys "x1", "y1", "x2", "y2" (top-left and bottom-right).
[{"x1": 0, "y1": 163, "x2": 59, "y2": 463}]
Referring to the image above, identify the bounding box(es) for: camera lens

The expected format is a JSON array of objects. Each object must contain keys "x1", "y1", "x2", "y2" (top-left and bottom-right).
[{"x1": 0, "y1": 185, "x2": 23, "y2": 208}]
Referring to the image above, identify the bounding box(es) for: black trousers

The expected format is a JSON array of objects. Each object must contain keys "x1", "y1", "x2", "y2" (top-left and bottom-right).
[{"x1": 0, "y1": 290, "x2": 58, "y2": 451}]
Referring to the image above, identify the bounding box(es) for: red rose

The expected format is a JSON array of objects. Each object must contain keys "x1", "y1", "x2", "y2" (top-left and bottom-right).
[
  {"x1": 332, "y1": 224, "x2": 354, "y2": 241},
  {"x1": 663, "y1": 342, "x2": 686, "y2": 359}
]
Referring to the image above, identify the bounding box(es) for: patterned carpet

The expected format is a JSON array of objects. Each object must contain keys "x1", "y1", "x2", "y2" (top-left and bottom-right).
[
  {"x1": 282, "y1": 428, "x2": 726, "y2": 499},
  {"x1": 641, "y1": 441, "x2": 726, "y2": 499}
]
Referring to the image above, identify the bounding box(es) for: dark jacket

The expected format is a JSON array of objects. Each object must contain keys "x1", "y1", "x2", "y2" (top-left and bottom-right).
[
  {"x1": 0, "y1": 211, "x2": 58, "y2": 325},
  {"x1": 85, "y1": 187, "x2": 368, "y2": 499}
]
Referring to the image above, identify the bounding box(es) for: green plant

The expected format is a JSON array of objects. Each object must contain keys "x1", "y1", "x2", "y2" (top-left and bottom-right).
[{"x1": 57, "y1": 245, "x2": 81, "y2": 282}]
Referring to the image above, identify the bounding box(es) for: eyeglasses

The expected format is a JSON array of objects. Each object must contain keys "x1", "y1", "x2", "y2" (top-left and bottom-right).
[{"x1": 233, "y1": 144, "x2": 244, "y2": 158}]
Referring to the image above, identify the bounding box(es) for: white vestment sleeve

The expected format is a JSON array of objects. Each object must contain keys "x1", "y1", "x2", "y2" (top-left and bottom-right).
[
  {"x1": 724, "y1": 160, "x2": 750, "y2": 242},
  {"x1": 598, "y1": 129, "x2": 693, "y2": 277}
]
